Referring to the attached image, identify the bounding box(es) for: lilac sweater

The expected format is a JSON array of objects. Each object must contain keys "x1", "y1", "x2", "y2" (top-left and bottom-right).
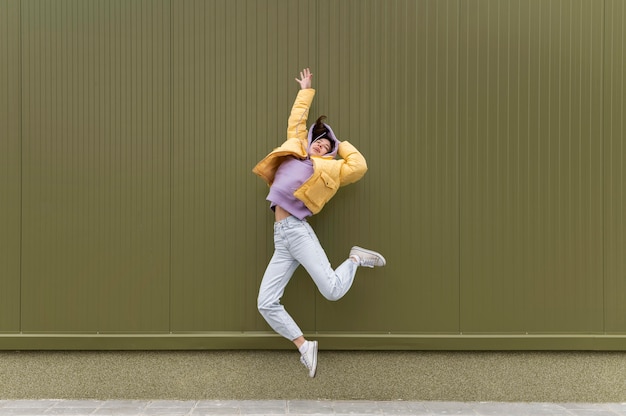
[{"x1": 266, "y1": 156, "x2": 314, "y2": 220}]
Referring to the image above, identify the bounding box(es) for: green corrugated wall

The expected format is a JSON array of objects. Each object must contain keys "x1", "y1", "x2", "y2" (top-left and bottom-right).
[
  {"x1": 1, "y1": 0, "x2": 21, "y2": 334},
  {"x1": 0, "y1": 0, "x2": 624, "y2": 350}
]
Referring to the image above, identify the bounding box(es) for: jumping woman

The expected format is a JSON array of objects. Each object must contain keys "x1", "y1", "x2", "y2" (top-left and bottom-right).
[{"x1": 253, "y1": 68, "x2": 386, "y2": 377}]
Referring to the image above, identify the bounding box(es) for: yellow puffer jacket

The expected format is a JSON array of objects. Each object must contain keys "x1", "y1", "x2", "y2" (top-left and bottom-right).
[{"x1": 252, "y1": 88, "x2": 367, "y2": 215}]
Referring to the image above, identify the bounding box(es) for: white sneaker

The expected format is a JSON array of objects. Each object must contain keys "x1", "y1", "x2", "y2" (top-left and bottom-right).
[
  {"x1": 299, "y1": 341, "x2": 318, "y2": 377},
  {"x1": 350, "y1": 246, "x2": 386, "y2": 268}
]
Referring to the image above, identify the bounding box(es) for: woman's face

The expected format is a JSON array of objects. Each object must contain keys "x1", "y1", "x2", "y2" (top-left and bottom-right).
[{"x1": 310, "y1": 138, "x2": 332, "y2": 157}]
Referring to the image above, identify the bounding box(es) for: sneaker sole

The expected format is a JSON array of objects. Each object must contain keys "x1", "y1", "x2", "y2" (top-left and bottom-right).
[{"x1": 309, "y1": 341, "x2": 318, "y2": 378}]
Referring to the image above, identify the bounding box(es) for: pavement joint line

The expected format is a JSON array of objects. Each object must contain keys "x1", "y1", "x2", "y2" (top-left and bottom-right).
[{"x1": 0, "y1": 400, "x2": 626, "y2": 415}]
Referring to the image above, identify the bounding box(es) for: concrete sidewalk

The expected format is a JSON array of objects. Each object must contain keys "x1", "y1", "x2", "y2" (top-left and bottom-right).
[{"x1": 1, "y1": 400, "x2": 626, "y2": 416}]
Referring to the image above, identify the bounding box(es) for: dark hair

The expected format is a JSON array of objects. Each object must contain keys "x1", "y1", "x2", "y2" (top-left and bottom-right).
[
  {"x1": 311, "y1": 115, "x2": 335, "y2": 152},
  {"x1": 312, "y1": 115, "x2": 328, "y2": 138}
]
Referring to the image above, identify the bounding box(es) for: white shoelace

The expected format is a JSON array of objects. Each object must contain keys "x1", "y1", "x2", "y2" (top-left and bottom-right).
[
  {"x1": 360, "y1": 257, "x2": 378, "y2": 267},
  {"x1": 300, "y1": 355, "x2": 312, "y2": 369}
]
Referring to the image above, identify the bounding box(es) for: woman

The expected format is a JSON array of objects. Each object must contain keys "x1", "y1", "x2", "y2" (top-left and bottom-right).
[{"x1": 253, "y1": 68, "x2": 386, "y2": 378}]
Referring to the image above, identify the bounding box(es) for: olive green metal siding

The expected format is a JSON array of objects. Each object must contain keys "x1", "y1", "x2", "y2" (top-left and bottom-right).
[
  {"x1": 1, "y1": 0, "x2": 625, "y2": 350},
  {"x1": 19, "y1": 0, "x2": 171, "y2": 332},
  {"x1": 170, "y1": 0, "x2": 252, "y2": 331},
  {"x1": 605, "y1": 0, "x2": 626, "y2": 333},
  {"x1": 0, "y1": 0, "x2": 21, "y2": 333},
  {"x1": 459, "y1": 0, "x2": 605, "y2": 333}
]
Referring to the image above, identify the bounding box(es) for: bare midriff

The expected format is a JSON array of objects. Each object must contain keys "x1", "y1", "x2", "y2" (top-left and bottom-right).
[{"x1": 274, "y1": 205, "x2": 292, "y2": 222}]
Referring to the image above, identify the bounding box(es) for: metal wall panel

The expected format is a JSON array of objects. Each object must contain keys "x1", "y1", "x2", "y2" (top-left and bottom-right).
[
  {"x1": 459, "y1": 0, "x2": 604, "y2": 333},
  {"x1": 20, "y1": 0, "x2": 171, "y2": 332},
  {"x1": 0, "y1": 0, "x2": 21, "y2": 332},
  {"x1": 169, "y1": 0, "x2": 254, "y2": 332},
  {"x1": 2, "y1": 0, "x2": 625, "y2": 349},
  {"x1": 605, "y1": 0, "x2": 626, "y2": 333}
]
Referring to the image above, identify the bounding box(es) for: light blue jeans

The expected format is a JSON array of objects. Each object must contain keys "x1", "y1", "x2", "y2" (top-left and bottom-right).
[{"x1": 257, "y1": 215, "x2": 358, "y2": 341}]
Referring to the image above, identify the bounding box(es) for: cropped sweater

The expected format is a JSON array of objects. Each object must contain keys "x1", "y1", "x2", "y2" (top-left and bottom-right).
[{"x1": 266, "y1": 156, "x2": 314, "y2": 220}]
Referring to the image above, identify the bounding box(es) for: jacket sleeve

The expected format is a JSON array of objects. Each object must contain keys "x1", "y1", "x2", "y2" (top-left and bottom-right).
[
  {"x1": 337, "y1": 141, "x2": 368, "y2": 186},
  {"x1": 287, "y1": 89, "x2": 316, "y2": 143}
]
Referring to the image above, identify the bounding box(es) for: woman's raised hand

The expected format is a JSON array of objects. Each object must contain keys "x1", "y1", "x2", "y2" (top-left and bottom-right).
[{"x1": 295, "y1": 68, "x2": 313, "y2": 89}]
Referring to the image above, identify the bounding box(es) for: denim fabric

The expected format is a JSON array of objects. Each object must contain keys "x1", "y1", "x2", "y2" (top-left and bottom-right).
[{"x1": 257, "y1": 216, "x2": 358, "y2": 341}]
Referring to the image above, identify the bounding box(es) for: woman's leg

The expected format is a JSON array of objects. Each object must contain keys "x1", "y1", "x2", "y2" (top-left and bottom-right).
[
  {"x1": 289, "y1": 220, "x2": 359, "y2": 302},
  {"x1": 257, "y1": 224, "x2": 303, "y2": 341},
  {"x1": 257, "y1": 219, "x2": 319, "y2": 377}
]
